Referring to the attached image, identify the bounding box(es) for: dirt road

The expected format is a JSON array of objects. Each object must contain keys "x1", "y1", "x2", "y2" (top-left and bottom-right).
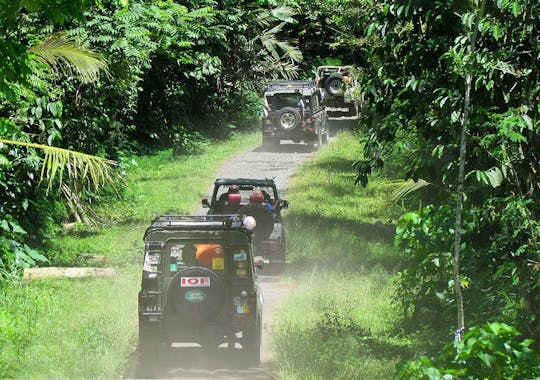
[{"x1": 129, "y1": 141, "x2": 315, "y2": 379}]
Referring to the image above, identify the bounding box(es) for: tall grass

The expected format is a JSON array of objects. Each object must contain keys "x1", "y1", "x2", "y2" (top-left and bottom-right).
[
  {"x1": 273, "y1": 131, "x2": 412, "y2": 380},
  {"x1": 0, "y1": 133, "x2": 259, "y2": 378}
]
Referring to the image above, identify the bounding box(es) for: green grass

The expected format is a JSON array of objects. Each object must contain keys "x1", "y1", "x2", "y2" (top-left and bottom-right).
[
  {"x1": 0, "y1": 133, "x2": 259, "y2": 379},
  {"x1": 273, "y1": 131, "x2": 412, "y2": 380}
]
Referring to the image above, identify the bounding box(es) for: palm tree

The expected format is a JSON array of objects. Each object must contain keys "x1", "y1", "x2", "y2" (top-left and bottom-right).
[
  {"x1": 1, "y1": 32, "x2": 118, "y2": 222},
  {"x1": 1, "y1": 33, "x2": 118, "y2": 192}
]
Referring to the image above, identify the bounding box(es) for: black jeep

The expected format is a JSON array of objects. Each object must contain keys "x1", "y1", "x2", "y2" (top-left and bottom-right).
[
  {"x1": 262, "y1": 80, "x2": 329, "y2": 148},
  {"x1": 315, "y1": 65, "x2": 361, "y2": 118},
  {"x1": 138, "y1": 215, "x2": 263, "y2": 372},
  {"x1": 202, "y1": 178, "x2": 287, "y2": 267}
]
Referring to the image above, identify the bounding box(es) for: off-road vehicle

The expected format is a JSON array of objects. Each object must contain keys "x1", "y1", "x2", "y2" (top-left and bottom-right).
[
  {"x1": 315, "y1": 65, "x2": 361, "y2": 118},
  {"x1": 202, "y1": 178, "x2": 287, "y2": 266},
  {"x1": 262, "y1": 80, "x2": 329, "y2": 148},
  {"x1": 138, "y1": 215, "x2": 263, "y2": 370}
]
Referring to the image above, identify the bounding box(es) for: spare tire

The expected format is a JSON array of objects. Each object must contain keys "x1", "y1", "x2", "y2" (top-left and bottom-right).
[
  {"x1": 167, "y1": 266, "x2": 224, "y2": 322},
  {"x1": 277, "y1": 107, "x2": 301, "y2": 131},
  {"x1": 325, "y1": 73, "x2": 344, "y2": 96},
  {"x1": 238, "y1": 203, "x2": 274, "y2": 242}
]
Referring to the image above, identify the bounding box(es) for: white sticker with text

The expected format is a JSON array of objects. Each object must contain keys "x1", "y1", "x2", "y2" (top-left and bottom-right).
[{"x1": 180, "y1": 277, "x2": 211, "y2": 287}]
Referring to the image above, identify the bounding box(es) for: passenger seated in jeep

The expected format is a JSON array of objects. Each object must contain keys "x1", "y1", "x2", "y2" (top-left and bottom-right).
[
  {"x1": 277, "y1": 93, "x2": 305, "y2": 110},
  {"x1": 250, "y1": 190, "x2": 273, "y2": 212},
  {"x1": 181, "y1": 243, "x2": 198, "y2": 266},
  {"x1": 218, "y1": 185, "x2": 242, "y2": 213}
]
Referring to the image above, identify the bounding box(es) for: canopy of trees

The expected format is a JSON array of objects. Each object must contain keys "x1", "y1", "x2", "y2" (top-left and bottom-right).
[
  {"x1": 0, "y1": 0, "x2": 300, "y2": 275},
  {"x1": 1, "y1": 0, "x2": 539, "y2": 376}
]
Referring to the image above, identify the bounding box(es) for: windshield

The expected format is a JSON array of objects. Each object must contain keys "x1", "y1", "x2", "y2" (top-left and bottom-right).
[{"x1": 215, "y1": 184, "x2": 277, "y2": 204}]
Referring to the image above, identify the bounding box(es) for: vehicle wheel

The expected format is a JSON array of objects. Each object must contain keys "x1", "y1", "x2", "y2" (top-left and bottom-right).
[
  {"x1": 348, "y1": 101, "x2": 359, "y2": 116},
  {"x1": 238, "y1": 203, "x2": 274, "y2": 242},
  {"x1": 277, "y1": 107, "x2": 301, "y2": 131},
  {"x1": 137, "y1": 323, "x2": 162, "y2": 378},
  {"x1": 322, "y1": 130, "x2": 329, "y2": 144},
  {"x1": 243, "y1": 321, "x2": 262, "y2": 366},
  {"x1": 167, "y1": 266, "x2": 225, "y2": 322},
  {"x1": 312, "y1": 130, "x2": 323, "y2": 151},
  {"x1": 322, "y1": 118, "x2": 330, "y2": 144},
  {"x1": 325, "y1": 73, "x2": 344, "y2": 96}
]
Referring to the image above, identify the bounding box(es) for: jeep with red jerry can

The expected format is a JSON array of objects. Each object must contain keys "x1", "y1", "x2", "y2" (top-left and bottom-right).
[
  {"x1": 202, "y1": 178, "x2": 288, "y2": 268},
  {"x1": 262, "y1": 80, "x2": 329, "y2": 149},
  {"x1": 137, "y1": 215, "x2": 263, "y2": 373}
]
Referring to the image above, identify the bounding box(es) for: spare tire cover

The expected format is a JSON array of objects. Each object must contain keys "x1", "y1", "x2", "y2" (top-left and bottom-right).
[
  {"x1": 325, "y1": 73, "x2": 344, "y2": 96},
  {"x1": 277, "y1": 107, "x2": 301, "y2": 131},
  {"x1": 238, "y1": 203, "x2": 275, "y2": 242},
  {"x1": 167, "y1": 266, "x2": 224, "y2": 322}
]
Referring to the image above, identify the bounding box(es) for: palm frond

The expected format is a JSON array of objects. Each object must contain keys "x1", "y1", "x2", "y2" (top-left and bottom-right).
[
  {"x1": 391, "y1": 179, "x2": 432, "y2": 202},
  {"x1": 270, "y1": 6, "x2": 297, "y2": 24},
  {"x1": 0, "y1": 139, "x2": 119, "y2": 192},
  {"x1": 29, "y1": 32, "x2": 108, "y2": 83}
]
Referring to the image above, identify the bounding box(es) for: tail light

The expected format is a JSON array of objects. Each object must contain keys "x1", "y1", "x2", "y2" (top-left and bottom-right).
[
  {"x1": 310, "y1": 115, "x2": 316, "y2": 122},
  {"x1": 248, "y1": 290, "x2": 257, "y2": 305}
]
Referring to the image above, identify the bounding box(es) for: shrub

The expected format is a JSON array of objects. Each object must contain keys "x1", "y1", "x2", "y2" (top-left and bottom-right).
[{"x1": 395, "y1": 322, "x2": 540, "y2": 380}]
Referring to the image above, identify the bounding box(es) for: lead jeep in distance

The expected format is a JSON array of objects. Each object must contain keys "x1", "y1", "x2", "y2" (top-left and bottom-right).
[
  {"x1": 262, "y1": 80, "x2": 329, "y2": 149},
  {"x1": 315, "y1": 65, "x2": 361, "y2": 118},
  {"x1": 138, "y1": 215, "x2": 263, "y2": 372},
  {"x1": 202, "y1": 178, "x2": 288, "y2": 267}
]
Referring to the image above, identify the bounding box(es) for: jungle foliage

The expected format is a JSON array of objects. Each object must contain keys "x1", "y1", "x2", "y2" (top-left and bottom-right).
[
  {"x1": 277, "y1": 0, "x2": 539, "y2": 376},
  {"x1": 1, "y1": 0, "x2": 539, "y2": 377},
  {"x1": 0, "y1": 0, "x2": 300, "y2": 278},
  {"x1": 343, "y1": 0, "x2": 539, "y2": 377}
]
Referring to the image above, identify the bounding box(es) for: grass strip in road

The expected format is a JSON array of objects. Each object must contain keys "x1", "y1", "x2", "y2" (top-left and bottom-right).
[
  {"x1": 0, "y1": 133, "x2": 259, "y2": 379},
  {"x1": 273, "y1": 131, "x2": 412, "y2": 380}
]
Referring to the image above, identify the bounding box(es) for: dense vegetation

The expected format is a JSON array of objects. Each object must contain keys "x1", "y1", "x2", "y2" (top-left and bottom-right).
[
  {"x1": 280, "y1": 0, "x2": 539, "y2": 376},
  {"x1": 0, "y1": 0, "x2": 299, "y2": 275},
  {"x1": 274, "y1": 132, "x2": 409, "y2": 379},
  {"x1": 355, "y1": 0, "x2": 540, "y2": 374},
  {"x1": 1, "y1": 0, "x2": 539, "y2": 378}
]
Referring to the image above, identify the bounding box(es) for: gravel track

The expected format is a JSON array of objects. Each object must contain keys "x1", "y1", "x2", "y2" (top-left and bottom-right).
[{"x1": 127, "y1": 141, "x2": 315, "y2": 379}]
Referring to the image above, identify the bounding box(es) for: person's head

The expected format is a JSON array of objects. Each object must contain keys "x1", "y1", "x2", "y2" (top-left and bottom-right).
[
  {"x1": 249, "y1": 190, "x2": 264, "y2": 203},
  {"x1": 228, "y1": 185, "x2": 240, "y2": 193},
  {"x1": 182, "y1": 244, "x2": 197, "y2": 264}
]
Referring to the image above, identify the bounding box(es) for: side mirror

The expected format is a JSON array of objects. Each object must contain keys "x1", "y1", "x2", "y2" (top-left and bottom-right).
[
  {"x1": 254, "y1": 256, "x2": 264, "y2": 270},
  {"x1": 201, "y1": 199, "x2": 210, "y2": 208}
]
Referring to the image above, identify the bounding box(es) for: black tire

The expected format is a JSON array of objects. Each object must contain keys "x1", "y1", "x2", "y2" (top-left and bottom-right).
[
  {"x1": 137, "y1": 323, "x2": 162, "y2": 378},
  {"x1": 348, "y1": 100, "x2": 359, "y2": 116},
  {"x1": 312, "y1": 130, "x2": 323, "y2": 151},
  {"x1": 325, "y1": 73, "x2": 344, "y2": 96},
  {"x1": 322, "y1": 130, "x2": 329, "y2": 144},
  {"x1": 238, "y1": 203, "x2": 274, "y2": 242},
  {"x1": 167, "y1": 266, "x2": 225, "y2": 322},
  {"x1": 243, "y1": 320, "x2": 262, "y2": 366},
  {"x1": 322, "y1": 117, "x2": 330, "y2": 144},
  {"x1": 277, "y1": 107, "x2": 301, "y2": 131}
]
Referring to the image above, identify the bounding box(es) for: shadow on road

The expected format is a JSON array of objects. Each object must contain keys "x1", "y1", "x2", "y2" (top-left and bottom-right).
[
  {"x1": 252, "y1": 142, "x2": 315, "y2": 154},
  {"x1": 124, "y1": 274, "x2": 284, "y2": 380},
  {"x1": 125, "y1": 346, "x2": 272, "y2": 379}
]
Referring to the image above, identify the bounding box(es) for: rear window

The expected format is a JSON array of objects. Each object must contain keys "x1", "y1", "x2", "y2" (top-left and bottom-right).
[
  {"x1": 168, "y1": 242, "x2": 225, "y2": 275},
  {"x1": 166, "y1": 242, "x2": 252, "y2": 279}
]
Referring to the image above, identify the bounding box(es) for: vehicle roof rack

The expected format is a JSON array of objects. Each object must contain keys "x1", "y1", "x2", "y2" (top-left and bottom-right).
[
  {"x1": 264, "y1": 80, "x2": 315, "y2": 91},
  {"x1": 144, "y1": 215, "x2": 246, "y2": 237},
  {"x1": 214, "y1": 178, "x2": 276, "y2": 186}
]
